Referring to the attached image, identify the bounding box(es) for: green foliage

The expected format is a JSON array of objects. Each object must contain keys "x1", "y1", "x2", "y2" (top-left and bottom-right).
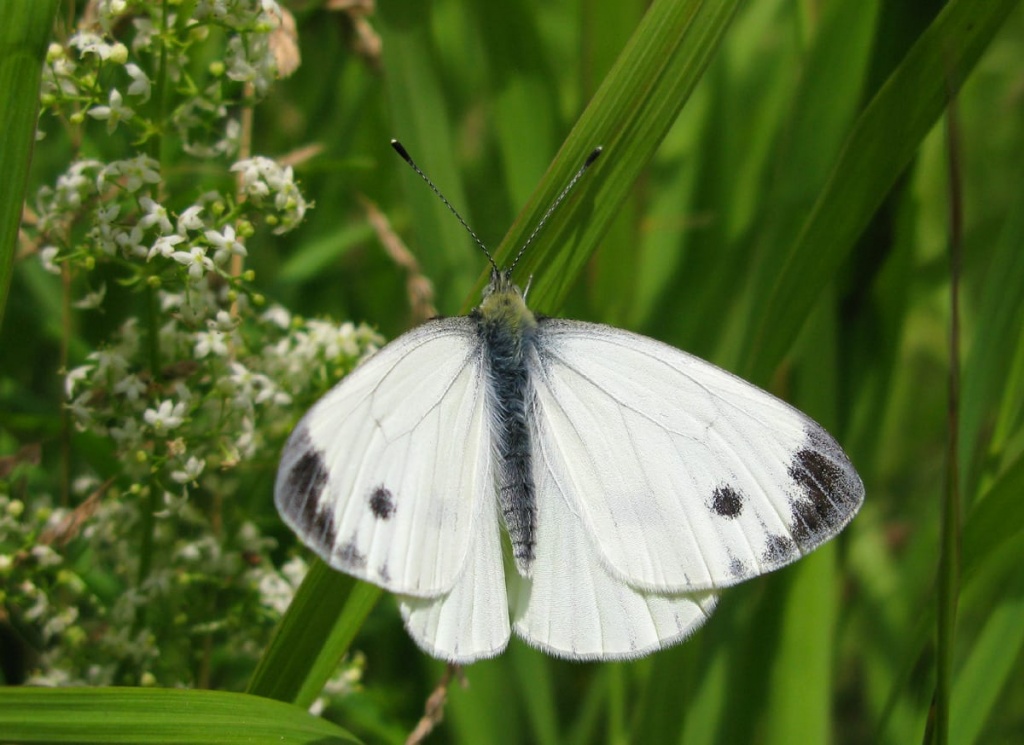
[
  {"x1": 0, "y1": 686, "x2": 359, "y2": 743},
  {"x1": 1, "y1": 0, "x2": 1022, "y2": 742}
]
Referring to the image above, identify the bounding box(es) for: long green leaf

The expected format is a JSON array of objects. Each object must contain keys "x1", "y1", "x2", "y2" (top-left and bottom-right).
[
  {"x1": 740, "y1": 0, "x2": 1019, "y2": 384},
  {"x1": 950, "y1": 578, "x2": 1024, "y2": 745},
  {"x1": 0, "y1": 0, "x2": 58, "y2": 331},
  {"x1": 460, "y1": 0, "x2": 743, "y2": 313},
  {"x1": 0, "y1": 687, "x2": 360, "y2": 744}
]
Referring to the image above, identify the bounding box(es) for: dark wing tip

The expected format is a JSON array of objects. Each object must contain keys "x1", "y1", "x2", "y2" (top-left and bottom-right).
[
  {"x1": 275, "y1": 426, "x2": 338, "y2": 555},
  {"x1": 785, "y1": 427, "x2": 865, "y2": 552}
]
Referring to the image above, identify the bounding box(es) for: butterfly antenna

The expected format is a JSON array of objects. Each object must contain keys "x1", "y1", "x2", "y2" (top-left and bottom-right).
[
  {"x1": 391, "y1": 140, "x2": 498, "y2": 273},
  {"x1": 508, "y1": 146, "x2": 603, "y2": 273}
]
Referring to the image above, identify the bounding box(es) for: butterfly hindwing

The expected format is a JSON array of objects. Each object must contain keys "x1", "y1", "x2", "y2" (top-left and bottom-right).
[
  {"x1": 399, "y1": 487, "x2": 510, "y2": 662},
  {"x1": 510, "y1": 424, "x2": 717, "y2": 659},
  {"x1": 528, "y1": 319, "x2": 864, "y2": 593},
  {"x1": 275, "y1": 318, "x2": 493, "y2": 597}
]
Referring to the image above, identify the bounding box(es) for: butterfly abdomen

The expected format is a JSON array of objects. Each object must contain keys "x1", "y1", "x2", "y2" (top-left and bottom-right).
[{"x1": 474, "y1": 275, "x2": 538, "y2": 576}]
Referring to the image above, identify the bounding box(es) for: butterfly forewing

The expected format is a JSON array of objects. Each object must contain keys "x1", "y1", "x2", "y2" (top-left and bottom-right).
[
  {"x1": 529, "y1": 319, "x2": 864, "y2": 593},
  {"x1": 275, "y1": 319, "x2": 492, "y2": 597}
]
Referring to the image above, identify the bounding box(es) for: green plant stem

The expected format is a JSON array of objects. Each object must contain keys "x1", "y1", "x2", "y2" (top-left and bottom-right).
[
  {"x1": 929, "y1": 95, "x2": 964, "y2": 745},
  {"x1": 151, "y1": 0, "x2": 170, "y2": 165}
]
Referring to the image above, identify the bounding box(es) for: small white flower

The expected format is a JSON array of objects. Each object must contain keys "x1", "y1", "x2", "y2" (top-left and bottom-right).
[
  {"x1": 138, "y1": 196, "x2": 173, "y2": 233},
  {"x1": 96, "y1": 203, "x2": 120, "y2": 224},
  {"x1": 115, "y1": 225, "x2": 146, "y2": 258},
  {"x1": 88, "y1": 88, "x2": 133, "y2": 133},
  {"x1": 256, "y1": 569, "x2": 293, "y2": 615},
  {"x1": 172, "y1": 246, "x2": 215, "y2": 280},
  {"x1": 73, "y1": 283, "x2": 107, "y2": 310},
  {"x1": 154, "y1": 490, "x2": 188, "y2": 519},
  {"x1": 67, "y1": 395, "x2": 97, "y2": 431},
  {"x1": 124, "y1": 62, "x2": 151, "y2": 101},
  {"x1": 170, "y1": 456, "x2": 205, "y2": 485},
  {"x1": 113, "y1": 373, "x2": 147, "y2": 401},
  {"x1": 204, "y1": 225, "x2": 247, "y2": 264},
  {"x1": 40, "y1": 246, "x2": 61, "y2": 274},
  {"x1": 65, "y1": 365, "x2": 93, "y2": 399},
  {"x1": 147, "y1": 234, "x2": 186, "y2": 261},
  {"x1": 42, "y1": 606, "x2": 79, "y2": 643},
  {"x1": 261, "y1": 305, "x2": 291, "y2": 329},
  {"x1": 231, "y1": 157, "x2": 272, "y2": 193},
  {"x1": 211, "y1": 310, "x2": 235, "y2": 331},
  {"x1": 98, "y1": 0, "x2": 129, "y2": 27},
  {"x1": 176, "y1": 205, "x2": 204, "y2": 233},
  {"x1": 158, "y1": 291, "x2": 185, "y2": 312},
  {"x1": 194, "y1": 329, "x2": 228, "y2": 358},
  {"x1": 70, "y1": 32, "x2": 127, "y2": 62},
  {"x1": 143, "y1": 399, "x2": 187, "y2": 431},
  {"x1": 31, "y1": 544, "x2": 63, "y2": 568},
  {"x1": 87, "y1": 347, "x2": 130, "y2": 379},
  {"x1": 109, "y1": 416, "x2": 143, "y2": 445},
  {"x1": 100, "y1": 155, "x2": 160, "y2": 192},
  {"x1": 282, "y1": 556, "x2": 308, "y2": 586}
]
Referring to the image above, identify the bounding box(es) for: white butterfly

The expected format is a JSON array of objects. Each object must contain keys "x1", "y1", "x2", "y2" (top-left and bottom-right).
[{"x1": 275, "y1": 143, "x2": 864, "y2": 662}]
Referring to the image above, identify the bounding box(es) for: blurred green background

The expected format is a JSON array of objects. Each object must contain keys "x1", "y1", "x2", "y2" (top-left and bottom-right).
[{"x1": 3, "y1": 0, "x2": 1023, "y2": 743}]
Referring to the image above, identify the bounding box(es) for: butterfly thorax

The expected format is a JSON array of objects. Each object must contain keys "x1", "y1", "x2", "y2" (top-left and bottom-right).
[{"x1": 473, "y1": 270, "x2": 538, "y2": 577}]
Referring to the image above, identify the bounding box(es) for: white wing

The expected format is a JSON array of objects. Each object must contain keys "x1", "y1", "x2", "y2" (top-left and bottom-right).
[
  {"x1": 529, "y1": 319, "x2": 864, "y2": 593},
  {"x1": 275, "y1": 318, "x2": 492, "y2": 597},
  {"x1": 399, "y1": 488, "x2": 510, "y2": 662},
  {"x1": 511, "y1": 425, "x2": 717, "y2": 659}
]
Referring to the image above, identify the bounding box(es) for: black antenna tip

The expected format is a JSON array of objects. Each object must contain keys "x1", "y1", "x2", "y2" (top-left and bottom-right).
[
  {"x1": 390, "y1": 139, "x2": 412, "y2": 162},
  {"x1": 585, "y1": 146, "x2": 603, "y2": 166}
]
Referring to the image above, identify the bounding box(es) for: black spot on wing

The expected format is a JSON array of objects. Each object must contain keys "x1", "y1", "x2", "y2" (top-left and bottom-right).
[
  {"x1": 763, "y1": 534, "x2": 796, "y2": 566},
  {"x1": 787, "y1": 429, "x2": 864, "y2": 551},
  {"x1": 369, "y1": 485, "x2": 396, "y2": 520},
  {"x1": 728, "y1": 557, "x2": 747, "y2": 578},
  {"x1": 710, "y1": 485, "x2": 744, "y2": 518},
  {"x1": 337, "y1": 539, "x2": 367, "y2": 569}
]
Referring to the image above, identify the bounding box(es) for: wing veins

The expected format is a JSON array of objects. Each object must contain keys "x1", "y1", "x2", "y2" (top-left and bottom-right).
[
  {"x1": 544, "y1": 328, "x2": 798, "y2": 436},
  {"x1": 535, "y1": 353, "x2": 719, "y2": 590}
]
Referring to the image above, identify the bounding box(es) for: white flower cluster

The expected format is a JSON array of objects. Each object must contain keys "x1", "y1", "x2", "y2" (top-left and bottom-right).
[
  {"x1": 41, "y1": 0, "x2": 284, "y2": 154},
  {"x1": 11, "y1": 0, "x2": 379, "y2": 691},
  {"x1": 232, "y1": 157, "x2": 311, "y2": 234},
  {"x1": 0, "y1": 482, "x2": 314, "y2": 687},
  {"x1": 65, "y1": 277, "x2": 381, "y2": 476},
  {"x1": 35, "y1": 149, "x2": 308, "y2": 288}
]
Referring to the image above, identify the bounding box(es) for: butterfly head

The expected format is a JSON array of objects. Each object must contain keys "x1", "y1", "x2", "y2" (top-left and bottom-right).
[
  {"x1": 483, "y1": 268, "x2": 521, "y2": 299},
  {"x1": 479, "y1": 268, "x2": 535, "y2": 329}
]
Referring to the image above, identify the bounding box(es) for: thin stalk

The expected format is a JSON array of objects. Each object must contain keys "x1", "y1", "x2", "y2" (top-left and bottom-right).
[
  {"x1": 136, "y1": 1, "x2": 172, "y2": 600},
  {"x1": 927, "y1": 94, "x2": 963, "y2": 745}
]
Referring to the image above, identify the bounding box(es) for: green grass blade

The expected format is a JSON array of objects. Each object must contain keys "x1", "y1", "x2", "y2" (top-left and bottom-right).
[
  {"x1": 247, "y1": 560, "x2": 381, "y2": 708},
  {"x1": 0, "y1": 0, "x2": 58, "y2": 331},
  {"x1": 958, "y1": 183, "x2": 1024, "y2": 498},
  {"x1": 950, "y1": 578, "x2": 1024, "y2": 745},
  {"x1": 962, "y1": 453, "x2": 1024, "y2": 580},
  {"x1": 509, "y1": 644, "x2": 561, "y2": 745},
  {"x1": 0, "y1": 687, "x2": 360, "y2": 744},
  {"x1": 740, "y1": 0, "x2": 1019, "y2": 384},
  {"x1": 471, "y1": 0, "x2": 743, "y2": 313},
  {"x1": 377, "y1": 0, "x2": 479, "y2": 312}
]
